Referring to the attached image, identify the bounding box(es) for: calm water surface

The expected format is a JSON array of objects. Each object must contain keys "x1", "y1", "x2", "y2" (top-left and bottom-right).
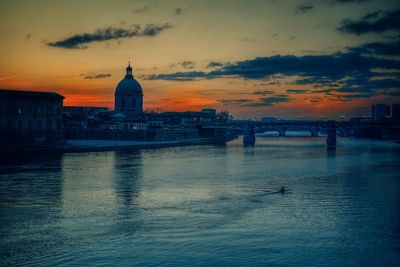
[{"x1": 1, "y1": 137, "x2": 400, "y2": 266}]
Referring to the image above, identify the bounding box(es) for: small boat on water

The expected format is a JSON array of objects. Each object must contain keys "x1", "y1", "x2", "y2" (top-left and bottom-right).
[{"x1": 278, "y1": 186, "x2": 291, "y2": 193}]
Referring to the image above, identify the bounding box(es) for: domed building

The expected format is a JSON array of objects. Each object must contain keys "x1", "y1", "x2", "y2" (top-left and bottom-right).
[{"x1": 114, "y1": 63, "x2": 143, "y2": 120}]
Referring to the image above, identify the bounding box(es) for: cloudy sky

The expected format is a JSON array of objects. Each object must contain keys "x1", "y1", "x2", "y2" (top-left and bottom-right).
[{"x1": 0, "y1": 0, "x2": 399, "y2": 119}]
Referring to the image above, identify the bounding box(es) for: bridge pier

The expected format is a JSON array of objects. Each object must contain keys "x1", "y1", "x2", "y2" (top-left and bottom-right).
[
  {"x1": 243, "y1": 124, "x2": 255, "y2": 146},
  {"x1": 326, "y1": 127, "x2": 336, "y2": 150},
  {"x1": 311, "y1": 128, "x2": 318, "y2": 137}
]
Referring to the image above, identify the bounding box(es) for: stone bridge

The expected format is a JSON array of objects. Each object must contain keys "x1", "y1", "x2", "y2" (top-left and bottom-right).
[
  {"x1": 255, "y1": 126, "x2": 322, "y2": 137},
  {"x1": 227, "y1": 121, "x2": 353, "y2": 137},
  {"x1": 225, "y1": 120, "x2": 400, "y2": 140}
]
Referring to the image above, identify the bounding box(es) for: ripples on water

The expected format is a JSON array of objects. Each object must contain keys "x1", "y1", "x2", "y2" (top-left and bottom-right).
[{"x1": 1, "y1": 137, "x2": 400, "y2": 266}]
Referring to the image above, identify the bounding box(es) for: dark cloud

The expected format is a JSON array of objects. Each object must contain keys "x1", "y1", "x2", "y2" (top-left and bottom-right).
[
  {"x1": 204, "y1": 53, "x2": 400, "y2": 80},
  {"x1": 338, "y1": 9, "x2": 400, "y2": 35},
  {"x1": 257, "y1": 79, "x2": 283, "y2": 86},
  {"x1": 294, "y1": 77, "x2": 340, "y2": 87},
  {"x1": 147, "y1": 52, "x2": 400, "y2": 85},
  {"x1": 146, "y1": 52, "x2": 400, "y2": 100},
  {"x1": 309, "y1": 76, "x2": 400, "y2": 99},
  {"x1": 337, "y1": 78, "x2": 400, "y2": 93},
  {"x1": 47, "y1": 24, "x2": 173, "y2": 49},
  {"x1": 287, "y1": 89, "x2": 310, "y2": 94},
  {"x1": 347, "y1": 39, "x2": 400, "y2": 56},
  {"x1": 341, "y1": 92, "x2": 377, "y2": 99},
  {"x1": 253, "y1": 90, "x2": 274, "y2": 95},
  {"x1": 302, "y1": 50, "x2": 324, "y2": 53},
  {"x1": 384, "y1": 90, "x2": 400, "y2": 96},
  {"x1": 295, "y1": 4, "x2": 313, "y2": 14},
  {"x1": 142, "y1": 23, "x2": 174, "y2": 36},
  {"x1": 312, "y1": 89, "x2": 335, "y2": 93},
  {"x1": 219, "y1": 99, "x2": 253, "y2": 104},
  {"x1": 308, "y1": 77, "x2": 400, "y2": 101},
  {"x1": 181, "y1": 61, "x2": 195, "y2": 69},
  {"x1": 133, "y1": 6, "x2": 151, "y2": 13},
  {"x1": 331, "y1": 0, "x2": 370, "y2": 3},
  {"x1": 175, "y1": 8, "x2": 183, "y2": 15},
  {"x1": 219, "y1": 96, "x2": 291, "y2": 107},
  {"x1": 207, "y1": 61, "x2": 225, "y2": 68},
  {"x1": 245, "y1": 96, "x2": 291, "y2": 107},
  {"x1": 83, "y1": 73, "x2": 112, "y2": 79},
  {"x1": 237, "y1": 37, "x2": 257, "y2": 42},
  {"x1": 146, "y1": 71, "x2": 206, "y2": 81}
]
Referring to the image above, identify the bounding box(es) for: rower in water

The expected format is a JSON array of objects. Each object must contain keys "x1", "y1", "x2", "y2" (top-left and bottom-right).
[{"x1": 278, "y1": 186, "x2": 287, "y2": 193}]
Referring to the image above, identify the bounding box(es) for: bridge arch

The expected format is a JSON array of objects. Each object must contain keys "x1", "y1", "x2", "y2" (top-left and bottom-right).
[
  {"x1": 284, "y1": 126, "x2": 319, "y2": 137},
  {"x1": 256, "y1": 127, "x2": 286, "y2": 136}
]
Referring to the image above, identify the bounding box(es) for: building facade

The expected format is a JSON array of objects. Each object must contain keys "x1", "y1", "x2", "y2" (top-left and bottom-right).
[
  {"x1": 0, "y1": 89, "x2": 64, "y2": 145},
  {"x1": 114, "y1": 63, "x2": 143, "y2": 120}
]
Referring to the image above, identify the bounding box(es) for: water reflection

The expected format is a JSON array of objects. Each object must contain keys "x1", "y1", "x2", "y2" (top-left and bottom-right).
[
  {"x1": 243, "y1": 145, "x2": 256, "y2": 156},
  {"x1": 0, "y1": 153, "x2": 64, "y2": 266},
  {"x1": 113, "y1": 150, "x2": 143, "y2": 208},
  {"x1": 0, "y1": 153, "x2": 64, "y2": 208},
  {"x1": 326, "y1": 149, "x2": 336, "y2": 157}
]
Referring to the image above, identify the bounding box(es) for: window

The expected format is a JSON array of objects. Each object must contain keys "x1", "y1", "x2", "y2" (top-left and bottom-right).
[
  {"x1": 17, "y1": 120, "x2": 22, "y2": 130},
  {"x1": 121, "y1": 98, "x2": 125, "y2": 108},
  {"x1": 132, "y1": 98, "x2": 136, "y2": 108},
  {"x1": 57, "y1": 120, "x2": 61, "y2": 130},
  {"x1": 47, "y1": 120, "x2": 52, "y2": 130},
  {"x1": 7, "y1": 120, "x2": 13, "y2": 129},
  {"x1": 37, "y1": 120, "x2": 42, "y2": 130},
  {"x1": 28, "y1": 120, "x2": 33, "y2": 130}
]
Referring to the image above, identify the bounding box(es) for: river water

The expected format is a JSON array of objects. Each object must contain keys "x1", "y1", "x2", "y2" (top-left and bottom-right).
[{"x1": 1, "y1": 137, "x2": 400, "y2": 266}]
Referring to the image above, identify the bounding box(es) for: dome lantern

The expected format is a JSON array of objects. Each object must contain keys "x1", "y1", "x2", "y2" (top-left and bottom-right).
[{"x1": 125, "y1": 61, "x2": 133, "y2": 78}]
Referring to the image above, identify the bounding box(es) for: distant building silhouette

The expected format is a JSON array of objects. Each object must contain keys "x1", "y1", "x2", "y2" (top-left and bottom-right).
[
  {"x1": 202, "y1": 108, "x2": 216, "y2": 115},
  {"x1": 261, "y1": 117, "x2": 277, "y2": 122},
  {"x1": 143, "y1": 111, "x2": 218, "y2": 125},
  {"x1": 392, "y1": 104, "x2": 400, "y2": 121},
  {"x1": 114, "y1": 63, "x2": 143, "y2": 120},
  {"x1": 63, "y1": 106, "x2": 109, "y2": 128},
  {"x1": 372, "y1": 104, "x2": 390, "y2": 122},
  {"x1": 0, "y1": 89, "x2": 64, "y2": 146}
]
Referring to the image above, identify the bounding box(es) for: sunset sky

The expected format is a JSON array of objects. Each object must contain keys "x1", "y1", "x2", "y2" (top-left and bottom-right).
[{"x1": 0, "y1": 0, "x2": 399, "y2": 119}]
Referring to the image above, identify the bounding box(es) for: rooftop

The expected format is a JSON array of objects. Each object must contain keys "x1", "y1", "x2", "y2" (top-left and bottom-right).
[{"x1": 0, "y1": 89, "x2": 64, "y2": 99}]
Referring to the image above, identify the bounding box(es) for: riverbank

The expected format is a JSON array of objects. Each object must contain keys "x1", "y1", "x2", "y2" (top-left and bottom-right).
[
  {"x1": 2, "y1": 137, "x2": 235, "y2": 154},
  {"x1": 63, "y1": 138, "x2": 224, "y2": 152}
]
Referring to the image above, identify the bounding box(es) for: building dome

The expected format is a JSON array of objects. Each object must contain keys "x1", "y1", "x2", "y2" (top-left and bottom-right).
[
  {"x1": 115, "y1": 78, "x2": 143, "y2": 95},
  {"x1": 115, "y1": 63, "x2": 143, "y2": 96},
  {"x1": 114, "y1": 62, "x2": 144, "y2": 120}
]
